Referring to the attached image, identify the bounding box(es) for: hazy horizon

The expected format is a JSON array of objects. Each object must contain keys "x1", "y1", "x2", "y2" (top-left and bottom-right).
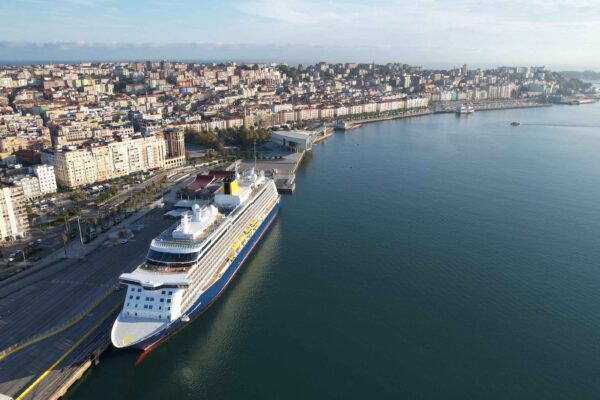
[
  {"x1": 1, "y1": 42, "x2": 598, "y2": 72},
  {"x1": 1, "y1": 0, "x2": 600, "y2": 70}
]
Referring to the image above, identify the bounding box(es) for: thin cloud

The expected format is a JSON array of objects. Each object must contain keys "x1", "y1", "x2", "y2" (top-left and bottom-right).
[
  {"x1": 237, "y1": 0, "x2": 349, "y2": 25},
  {"x1": 1, "y1": 0, "x2": 599, "y2": 68}
]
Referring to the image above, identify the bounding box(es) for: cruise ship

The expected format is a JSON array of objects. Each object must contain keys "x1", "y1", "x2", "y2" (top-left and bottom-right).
[{"x1": 111, "y1": 168, "x2": 280, "y2": 351}]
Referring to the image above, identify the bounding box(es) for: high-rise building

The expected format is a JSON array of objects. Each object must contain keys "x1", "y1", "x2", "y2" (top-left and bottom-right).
[
  {"x1": 164, "y1": 129, "x2": 186, "y2": 169},
  {"x1": 42, "y1": 147, "x2": 98, "y2": 189},
  {"x1": 13, "y1": 175, "x2": 41, "y2": 200},
  {"x1": 0, "y1": 185, "x2": 29, "y2": 241},
  {"x1": 33, "y1": 164, "x2": 57, "y2": 195}
]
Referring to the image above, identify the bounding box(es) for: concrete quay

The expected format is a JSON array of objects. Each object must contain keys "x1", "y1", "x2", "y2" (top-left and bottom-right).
[
  {"x1": 355, "y1": 110, "x2": 433, "y2": 124},
  {"x1": 0, "y1": 207, "x2": 174, "y2": 400},
  {"x1": 0, "y1": 165, "x2": 227, "y2": 400},
  {"x1": 239, "y1": 151, "x2": 305, "y2": 194}
]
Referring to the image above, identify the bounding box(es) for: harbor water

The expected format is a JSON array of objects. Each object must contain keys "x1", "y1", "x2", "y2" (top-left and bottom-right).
[{"x1": 69, "y1": 102, "x2": 600, "y2": 399}]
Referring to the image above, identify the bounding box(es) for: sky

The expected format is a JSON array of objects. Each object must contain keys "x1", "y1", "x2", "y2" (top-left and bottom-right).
[{"x1": 1, "y1": 0, "x2": 599, "y2": 70}]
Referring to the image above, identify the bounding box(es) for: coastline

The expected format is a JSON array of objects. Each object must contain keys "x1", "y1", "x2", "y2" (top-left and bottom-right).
[
  {"x1": 8, "y1": 100, "x2": 578, "y2": 400},
  {"x1": 343, "y1": 101, "x2": 552, "y2": 127}
]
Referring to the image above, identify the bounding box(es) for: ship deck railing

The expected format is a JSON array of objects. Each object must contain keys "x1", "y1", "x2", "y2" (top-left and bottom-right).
[
  {"x1": 152, "y1": 215, "x2": 225, "y2": 249},
  {"x1": 140, "y1": 263, "x2": 190, "y2": 273}
]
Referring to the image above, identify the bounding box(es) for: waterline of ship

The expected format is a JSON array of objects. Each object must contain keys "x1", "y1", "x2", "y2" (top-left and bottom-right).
[{"x1": 111, "y1": 169, "x2": 280, "y2": 350}]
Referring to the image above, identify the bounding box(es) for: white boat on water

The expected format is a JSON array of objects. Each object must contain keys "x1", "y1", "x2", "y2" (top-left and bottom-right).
[{"x1": 455, "y1": 104, "x2": 475, "y2": 114}]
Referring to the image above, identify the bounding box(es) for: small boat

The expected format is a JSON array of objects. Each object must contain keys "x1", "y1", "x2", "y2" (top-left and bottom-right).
[
  {"x1": 455, "y1": 104, "x2": 475, "y2": 115},
  {"x1": 510, "y1": 122, "x2": 520, "y2": 126}
]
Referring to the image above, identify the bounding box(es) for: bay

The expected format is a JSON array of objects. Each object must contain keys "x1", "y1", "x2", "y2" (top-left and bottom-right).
[{"x1": 68, "y1": 103, "x2": 600, "y2": 399}]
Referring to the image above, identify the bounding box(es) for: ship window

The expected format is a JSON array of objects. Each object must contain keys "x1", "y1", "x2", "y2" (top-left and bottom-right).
[
  {"x1": 167, "y1": 307, "x2": 171, "y2": 311},
  {"x1": 161, "y1": 290, "x2": 165, "y2": 295},
  {"x1": 159, "y1": 306, "x2": 162, "y2": 310},
  {"x1": 129, "y1": 295, "x2": 133, "y2": 299},
  {"x1": 168, "y1": 291, "x2": 173, "y2": 295},
  {"x1": 135, "y1": 312, "x2": 137, "y2": 316},
  {"x1": 147, "y1": 250, "x2": 199, "y2": 264},
  {"x1": 160, "y1": 298, "x2": 164, "y2": 302},
  {"x1": 135, "y1": 304, "x2": 138, "y2": 308},
  {"x1": 167, "y1": 299, "x2": 171, "y2": 303},
  {"x1": 136, "y1": 296, "x2": 140, "y2": 300},
  {"x1": 149, "y1": 305, "x2": 153, "y2": 310},
  {"x1": 144, "y1": 305, "x2": 148, "y2": 309},
  {"x1": 138, "y1": 288, "x2": 141, "y2": 292}
]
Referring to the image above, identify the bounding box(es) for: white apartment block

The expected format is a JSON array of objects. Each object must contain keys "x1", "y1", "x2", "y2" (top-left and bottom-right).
[
  {"x1": 42, "y1": 148, "x2": 97, "y2": 189},
  {"x1": 319, "y1": 108, "x2": 335, "y2": 119},
  {"x1": 349, "y1": 104, "x2": 364, "y2": 115},
  {"x1": 334, "y1": 106, "x2": 348, "y2": 117},
  {"x1": 41, "y1": 131, "x2": 185, "y2": 189},
  {"x1": 13, "y1": 176, "x2": 41, "y2": 200},
  {"x1": 363, "y1": 102, "x2": 378, "y2": 113},
  {"x1": 34, "y1": 164, "x2": 58, "y2": 195},
  {"x1": 0, "y1": 186, "x2": 29, "y2": 241}
]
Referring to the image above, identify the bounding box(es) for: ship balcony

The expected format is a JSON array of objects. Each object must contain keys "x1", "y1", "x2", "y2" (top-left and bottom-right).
[{"x1": 141, "y1": 262, "x2": 191, "y2": 273}]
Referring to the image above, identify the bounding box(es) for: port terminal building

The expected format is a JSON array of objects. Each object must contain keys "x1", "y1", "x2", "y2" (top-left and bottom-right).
[{"x1": 270, "y1": 130, "x2": 315, "y2": 152}]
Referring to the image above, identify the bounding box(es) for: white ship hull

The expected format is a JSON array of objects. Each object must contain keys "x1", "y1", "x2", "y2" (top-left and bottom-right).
[{"x1": 111, "y1": 177, "x2": 280, "y2": 351}]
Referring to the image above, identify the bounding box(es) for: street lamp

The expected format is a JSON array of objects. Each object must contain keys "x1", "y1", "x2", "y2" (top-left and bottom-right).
[{"x1": 77, "y1": 216, "x2": 84, "y2": 246}]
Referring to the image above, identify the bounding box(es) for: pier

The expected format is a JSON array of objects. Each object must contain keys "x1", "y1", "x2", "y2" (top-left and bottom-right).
[
  {"x1": 0, "y1": 206, "x2": 171, "y2": 400},
  {"x1": 238, "y1": 151, "x2": 305, "y2": 194}
]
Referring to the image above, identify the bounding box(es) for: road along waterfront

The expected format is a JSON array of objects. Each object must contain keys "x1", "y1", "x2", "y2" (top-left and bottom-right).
[
  {"x1": 0, "y1": 206, "x2": 175, "y2": 399},
  {"x1": 67, "y1": 102, "x2": 600, "y2": 400}
]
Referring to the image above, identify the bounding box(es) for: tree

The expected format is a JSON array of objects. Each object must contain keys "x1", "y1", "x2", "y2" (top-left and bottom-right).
[
  {"x1": 184, "y1": 128, "x2": 225, "y2": 154},
  {"x1": 60, "y1": 233, "x2": 68, "y2": 255},
  {"x1": 62, "y1": 210, "x2": 70, "y2": 233},
  {"x1": 69, "y1": 190, "x2": 85, "y2": 203}
]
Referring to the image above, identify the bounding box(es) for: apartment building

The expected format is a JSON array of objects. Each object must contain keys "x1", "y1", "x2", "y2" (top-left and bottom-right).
[
  {"x1": 0, "y1": 185, "x2": 29, "y2": 241},
  {"x1": 33, "y1": 164, "x2": 58, "y2": 195},
  {"x1": 13, "y1": 175, "x2": 41, "y2": 200},
  {"x1": 42, "y1": 131, "x2": 185, "y2": 189},
  {"x1": 163, "y1": 129, "x2": 186, "y2": 169},
  {"x1": 42, "y1": 147, "x2": 98, "y2": 189}
]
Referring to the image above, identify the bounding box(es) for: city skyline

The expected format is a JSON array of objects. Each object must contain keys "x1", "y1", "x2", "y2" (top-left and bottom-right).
[{"x1": 1, "y1": 0, "x2": 600, "y2": 70}]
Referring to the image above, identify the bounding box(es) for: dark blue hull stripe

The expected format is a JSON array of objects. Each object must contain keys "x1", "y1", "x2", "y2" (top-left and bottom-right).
[{"x1": 129, "y1": 199, "x2": 280, "y2": 351}]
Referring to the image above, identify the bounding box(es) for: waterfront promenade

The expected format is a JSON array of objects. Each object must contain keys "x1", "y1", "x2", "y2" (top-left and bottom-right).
[
  {"x1": 340, "y1": 99, "x2": 551, "y2": 127},
  {"x1": 0, "y1": 207, "x2": 174, "y2": 399}
]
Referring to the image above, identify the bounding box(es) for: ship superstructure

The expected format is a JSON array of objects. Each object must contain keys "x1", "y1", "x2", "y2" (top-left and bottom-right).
[
  {"x1": 455, "y1": 104, "x2": 475, "y2": 114},
  {"x1": 111, "y1": 168, "x2": 280, "y2": 350}
]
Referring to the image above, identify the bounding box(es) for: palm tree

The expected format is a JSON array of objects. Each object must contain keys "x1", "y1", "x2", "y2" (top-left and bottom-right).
[
  {"x1": 109, "y1": 208, "x2": 117, "y2": 224},
  {"x1": 60, "y1": 233, "x2": 68, "y2": 255},
  {"x1": 62, "y1": 210, "x2": 70, "y2": 233}
]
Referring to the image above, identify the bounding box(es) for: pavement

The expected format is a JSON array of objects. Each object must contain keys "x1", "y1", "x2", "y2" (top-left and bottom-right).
[
  {"x1": 0, "y1": 165, "x2": 206, "y2": 400},
  {"x1": 0, "y1": 207, "x2": 174, "y2": 399},
  {"x1": 238, "y1": 152, "x2": 304, "y2": 193}
]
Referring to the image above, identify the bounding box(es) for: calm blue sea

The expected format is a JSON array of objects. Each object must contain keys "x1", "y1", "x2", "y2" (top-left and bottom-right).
[{"x1": 69, "y1": 103, "x2": 600, "y2": 399}]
